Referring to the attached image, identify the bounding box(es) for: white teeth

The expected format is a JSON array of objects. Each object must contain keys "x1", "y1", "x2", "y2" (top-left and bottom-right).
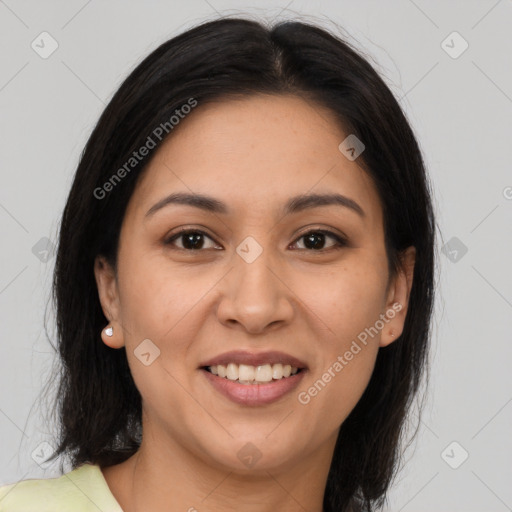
[
  {"x1": 207, "y1": 363, "x2": 301, "y2": 383},
  {"x1": 255, "y1": 364, "x2": 273, "y2": 382},
  {"x1": 238, "y1": 364, "x2": 255, "y2": 381},
  {"x1": 272, "y1": 364, "x2": 283, "y2": 379},
  {"x1": 226, "y1": 363, "x2": 238, "y2": 381}
]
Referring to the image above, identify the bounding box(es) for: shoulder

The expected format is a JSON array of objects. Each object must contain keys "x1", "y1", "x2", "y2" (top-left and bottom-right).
[{"x1": 0, "y1": 463, "x2": 123, "y2": 511}]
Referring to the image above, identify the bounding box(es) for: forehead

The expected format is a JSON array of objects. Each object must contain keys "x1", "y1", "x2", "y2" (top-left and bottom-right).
[{"x1": 127, "y1": 94, "x2": 382, "y2": 226}]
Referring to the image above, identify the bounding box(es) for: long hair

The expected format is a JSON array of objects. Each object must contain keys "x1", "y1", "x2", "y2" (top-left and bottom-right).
[{"x1": 46, "y1": 17, "x2": 436, "y2": 512}]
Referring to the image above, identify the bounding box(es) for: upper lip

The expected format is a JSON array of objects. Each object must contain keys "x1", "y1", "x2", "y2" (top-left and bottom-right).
[{"x1": 199, "y1": 350, "x2": 308, "y2": 369}]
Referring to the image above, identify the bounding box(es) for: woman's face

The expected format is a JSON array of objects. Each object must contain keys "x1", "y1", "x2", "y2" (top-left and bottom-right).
[{"x1": 95, "y1": 94, "x2": 414, "y2": 474}]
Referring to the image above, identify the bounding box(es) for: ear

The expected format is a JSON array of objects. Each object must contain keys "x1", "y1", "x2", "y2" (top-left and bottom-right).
[
  {"x1": 94, "y1": 255, "x2": 125, "y2": 349},
  {"x1": 379, "y1": 246, "x2": 416, "y2": 347}
]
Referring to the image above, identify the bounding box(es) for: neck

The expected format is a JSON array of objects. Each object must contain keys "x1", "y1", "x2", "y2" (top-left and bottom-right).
[{"x1": 102, "y1": 423, "x2": 336, "y2": 512}]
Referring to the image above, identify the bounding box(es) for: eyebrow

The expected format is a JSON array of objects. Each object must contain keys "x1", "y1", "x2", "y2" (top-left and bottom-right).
[{"x1": 145, "y1": 191, "x2": 365, "y2": 218}]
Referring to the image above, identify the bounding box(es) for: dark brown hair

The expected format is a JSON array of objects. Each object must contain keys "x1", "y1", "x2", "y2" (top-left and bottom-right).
[{"x1": 45, "y1": 17, "x2": 436, "y2": 512}]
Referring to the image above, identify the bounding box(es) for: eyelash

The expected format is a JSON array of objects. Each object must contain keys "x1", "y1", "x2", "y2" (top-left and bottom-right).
[{"x1": 164, "y1": 228, "x2": 348, "y2": 253}]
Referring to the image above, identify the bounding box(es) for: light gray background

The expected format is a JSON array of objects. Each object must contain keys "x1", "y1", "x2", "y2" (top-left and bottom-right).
[{"x1": 1, "y1": 1, "x2": 511, "y2": 510}]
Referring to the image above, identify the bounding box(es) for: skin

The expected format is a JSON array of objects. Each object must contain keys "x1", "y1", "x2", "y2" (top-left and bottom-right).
[{"x1": 94, "y1": 94, "x2": 415, "y2": 512}]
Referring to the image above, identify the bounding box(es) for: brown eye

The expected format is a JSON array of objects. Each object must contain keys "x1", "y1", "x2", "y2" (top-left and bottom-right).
[
  {"x1": 165, "y1": 229, "x2": 220, "y2": 251},
  {"x1": 292, "y1": 230, "x2": 347, "y2": 251},
  {"x1": 164, "y1": 228, "x2": 347, "y2": 253}
]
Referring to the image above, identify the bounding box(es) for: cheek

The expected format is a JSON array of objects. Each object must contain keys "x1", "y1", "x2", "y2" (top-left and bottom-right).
[
  {"x1": 117, "y1": 249, "x2": 201, "y2": 337},
  {"x1": 295, "y1": 253, "x2": 388, "y2": 343},
  {"x1": 297, "y1": 314, "x2": 380, "y2": 434},
  {"x1": 320, "y1": 350, "x2": 377, "y2": 425},
  {"x1": 117, "y1": 253, "x2": 202, "y2": 417},
  {"x1": 293, "y1": 255, "x2": 386, "y2": 419}
]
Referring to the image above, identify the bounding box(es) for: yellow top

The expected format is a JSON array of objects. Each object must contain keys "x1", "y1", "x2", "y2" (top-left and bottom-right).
[{"x1": 0, "y1": 463, "x2": 123, "y2": 511}]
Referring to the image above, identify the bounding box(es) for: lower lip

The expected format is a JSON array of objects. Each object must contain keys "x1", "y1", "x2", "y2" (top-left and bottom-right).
[{"x1": 201, "y1": 368, "x2": 306, "y2": 406}]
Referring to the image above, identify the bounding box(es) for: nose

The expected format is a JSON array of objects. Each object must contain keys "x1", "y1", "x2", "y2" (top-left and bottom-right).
[{"x1": 215, "y1": 243, "x2": 295, "y2": 334}]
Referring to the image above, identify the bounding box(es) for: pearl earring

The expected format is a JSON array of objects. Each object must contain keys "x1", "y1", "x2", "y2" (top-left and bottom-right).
[{"x1": 104, "y1": 326, "x2": 113, "y2": 337}]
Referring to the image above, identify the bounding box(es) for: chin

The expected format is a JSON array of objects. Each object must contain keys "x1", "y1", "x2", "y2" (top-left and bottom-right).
[{"x1": 197, "y1": 433, "x2": 305, "y2": 474}]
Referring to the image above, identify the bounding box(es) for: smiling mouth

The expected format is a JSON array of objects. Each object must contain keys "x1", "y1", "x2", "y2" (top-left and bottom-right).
[{"x1": 203, "y1": 363, "x2": 302, "y2": 385}]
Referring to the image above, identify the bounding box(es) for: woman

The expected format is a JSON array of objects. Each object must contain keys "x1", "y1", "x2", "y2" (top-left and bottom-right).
[{"x1": 0, "y1": 16, "x2": 436, "y2": 512}]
